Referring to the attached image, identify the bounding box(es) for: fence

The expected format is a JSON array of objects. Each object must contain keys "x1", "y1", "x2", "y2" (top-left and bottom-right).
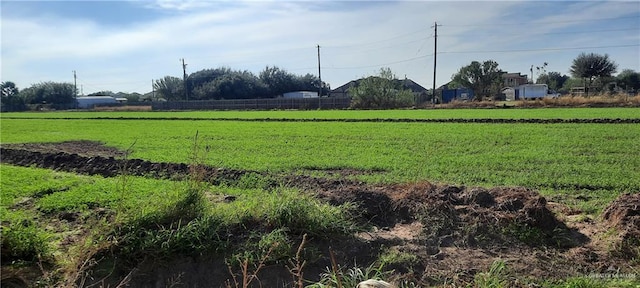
[{"x1": 151, "y1": 97, "x2": 352, "y2": 111}]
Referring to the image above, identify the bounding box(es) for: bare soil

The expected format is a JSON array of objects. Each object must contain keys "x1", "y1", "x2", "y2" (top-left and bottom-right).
[{"x1": 1, "y1": 141, "x2": 639, "y2": 287}]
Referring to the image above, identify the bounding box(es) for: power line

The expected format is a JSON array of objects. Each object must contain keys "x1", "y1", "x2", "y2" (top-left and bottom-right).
[
  {"x1": 440, "y1": 44, "x2": 640, "y2": 54},
  {"x1": 439, "y1": 27, "x2": 639, "y2": 38},
  {"x1": 324, "y1": 54, "x2": 433, "y2": 70},
  {"x1": 326, "y1": 37, "x2": 432, "y2": 56},
  {"x1": 325, "y1": 28, "x2": 427, "y2": 49},
  {"x1": 323, "y1": 43, "x2": 636, "y2": 71},
  {"x1": 442, "y1": 15, "x2": 639, "y2": 27}
]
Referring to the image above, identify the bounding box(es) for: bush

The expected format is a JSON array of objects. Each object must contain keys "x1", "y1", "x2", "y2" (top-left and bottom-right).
[{"x1": 1, "y1": 220, "x2": 52, "y2": 263}]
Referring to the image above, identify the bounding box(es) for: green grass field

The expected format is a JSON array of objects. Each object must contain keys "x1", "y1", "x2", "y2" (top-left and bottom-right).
[
  {"x1": 1, "y1": 108, "x2": 639, "y2": 286},
  {"x1": 2, "y1": 110, "x2": 639, "y2": 213},
  {"x1": 2, "y1": 107, "x2": 640, "y2": 119}
]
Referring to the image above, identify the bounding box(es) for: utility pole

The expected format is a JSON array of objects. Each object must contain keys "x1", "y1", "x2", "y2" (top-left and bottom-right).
[
  {"x1": 317, "y1": 44, "x2": 322, "y2": 109},
  {"x1": 181, "y1": 58, "x2": 188, "y2": 101},
  {"x1": 73, "y1": 70, "x2": 77, "y2": 109},
  {"x1": 152, "y1": 79, "x2": 155, "y2": 100},
  {"x1": 432, "y1": 22, "x2": 441, "y2": 105},
  {"x1": 530, "y1": 65, "x2": 534, "y2": 84}
]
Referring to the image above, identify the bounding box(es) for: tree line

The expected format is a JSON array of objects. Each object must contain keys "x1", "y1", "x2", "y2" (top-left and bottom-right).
[
  {"x1": 0, "y1": 66, "x2": 330, "y2": 111},
  {"x1": 449, "y1": 52, "x2": 639, "y2": 101},
  {"x1": 154, "y1": 66, "x2": 329, "y2": 101}
]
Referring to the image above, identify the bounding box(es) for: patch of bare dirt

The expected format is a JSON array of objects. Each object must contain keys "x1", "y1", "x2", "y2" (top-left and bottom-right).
[
  {"x1": 300, "y1": 167, "x2": 386, "y2": 178},
  {"x1": 2, "y1": 140, "x2": 126, "y2": 158}
]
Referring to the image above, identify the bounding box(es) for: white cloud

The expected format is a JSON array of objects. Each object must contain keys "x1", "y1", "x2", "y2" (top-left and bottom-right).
[{"x1": 1, "y1": 1, "x2": 638, "y2": 93}]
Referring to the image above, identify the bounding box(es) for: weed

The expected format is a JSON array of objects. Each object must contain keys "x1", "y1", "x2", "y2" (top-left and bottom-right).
[
  {"x1": 378, "y1": 248, "x2": 418, "y2": 272},
  {"x1": 0, "y1": 219, "x2": 52, "y2": 264},
  {"x1": 502, "y1": 223, "x2": 545, "y2": 246},
  {"x1": 547, "y1": 276, "x2": 640, "y2": 288},
  {"x1": 308, "y1": 253, "x2": 393, "y2": 288},
  {"x1": 287, "y1": 233, "x2": 308, "y2": 288},
  {"x1": 258, "y1": 228, "x2": 293, "y2": 262},
  {"x1": 225, "y1": 241, "x2": 277, "y2": 288},
  {"x1": 263, "y1": 188, "x2": 358, "y2": 236},
  {"x1": 473, "y1": 260, "x2": 509, "y2": 288},
  {"x1": 231, "y1": 172, "x2": 276, "y2": 190},
  {"x1": 116, "y1": 140, "x2": 137, "y2": 220}
]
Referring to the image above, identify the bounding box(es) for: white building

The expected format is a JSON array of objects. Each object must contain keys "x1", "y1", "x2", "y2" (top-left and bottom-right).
[
  {"x1": 76, "y1": 96, "x2": 117, "y2": 109},
  {"x1": 283, "y1": 91, "x2": 318, "y2": 99}
]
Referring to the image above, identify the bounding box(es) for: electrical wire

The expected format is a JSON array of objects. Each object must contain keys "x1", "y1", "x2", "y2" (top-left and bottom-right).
[
  {"x1": 438, "y1": 27, "x2": 640, "y2": 38},
  {"x1": 440, "y1": 44, "x2": 640, "y2": 54},
  {"x1": 443, "y1": 14, "x2": 639, "y2": 27}
]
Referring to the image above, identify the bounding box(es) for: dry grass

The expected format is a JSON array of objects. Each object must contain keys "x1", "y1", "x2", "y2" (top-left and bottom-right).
[
  {"x1": 433, "y1": 94, "x2": 640, "y2": 109},
  {"x1": 93, "y1": 105, "x2": 152, "y2": 111},
  {"x1": 526, "y1": 94, "x2": 640, "y2": 108}
]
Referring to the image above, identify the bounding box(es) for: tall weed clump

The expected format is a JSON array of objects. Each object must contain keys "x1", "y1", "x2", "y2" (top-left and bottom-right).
[
  {"x1": 112, "y1": 132, "x2": 213, "y2": 263},
  {"x1": 263, "y1": 188, "x2": 358, "y2": 236}
]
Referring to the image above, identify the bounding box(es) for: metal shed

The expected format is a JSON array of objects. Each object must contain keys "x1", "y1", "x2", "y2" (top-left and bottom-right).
[{"x1": 441, "y1": 88, "x2": 474, "y2": 103}]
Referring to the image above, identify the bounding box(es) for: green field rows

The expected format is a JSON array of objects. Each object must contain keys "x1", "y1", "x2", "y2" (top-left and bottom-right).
[
  {"x1": 2, "y1": 107, "x2": 640, "y2": 120},
  {"x1": 2, "y1": 110, "x2": 639, "y2": 213}
]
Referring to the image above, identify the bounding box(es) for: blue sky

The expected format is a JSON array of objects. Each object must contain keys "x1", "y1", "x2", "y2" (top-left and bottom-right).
[{"x1": 1, "y1": 0, "x2": 639, "y2": 95}]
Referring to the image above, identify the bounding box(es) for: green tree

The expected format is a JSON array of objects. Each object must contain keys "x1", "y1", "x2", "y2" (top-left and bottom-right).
[
  {"x1": 187, "y1": 68, "x2": 269, "y2": 100},
  {"x1": 1, "y1": 81, "x2": 19, "y2": 97},
  {"x1": 295, "y1": 73, "x2": 329, "y2": 96},
  {"x1": 20, "y1": 82, "x2": 76, "y2": 108},
  {"x1": 450, "y1": 60, "x2": 503, "y2": 100},
  {"x1": 153, "y1": 76, "x2": 184, "y2": 100},
  {"x1": 1, "y1": 81, "x2": 27, "y2": 111},
  {"x1": 115, "y1": 92, "x2": 142, "y2": 102},
  {"x1": 259, "y1": 66, "x2": 298, "y2": 97},
  {"x1": 616, "y1": 69, "x2": 640, "y2": 93},
  {"x1": 536, "y1": 72, "x2": 569, "y2": 93},
  {"x1": 569, "y1": 52, "x2": 618, "y2": 96},
  {"x1": 87, "y1": 91, "x2": 114, "y2": 96},
  {"x1": 186, "y1": 67, "x2": 231, "y2": 99},
  {"x1": 349, "y1": 67, "x2": 414, "y2": 109},
  {"x1": 206, "y1": 70, "x2": 268, "y2": 99}
]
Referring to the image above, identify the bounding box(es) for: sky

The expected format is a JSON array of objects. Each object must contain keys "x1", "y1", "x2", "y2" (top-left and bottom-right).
[{"x1": 1, "y1": 0, "x2": 639, "y2": 95}]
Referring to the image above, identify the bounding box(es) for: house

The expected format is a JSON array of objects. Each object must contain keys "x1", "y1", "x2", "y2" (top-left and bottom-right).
[
  {"x1": 331, "y1": 80, "x2": 358, "y2": 98},
  {"x1": 330, "y1": 77, "x2": 428, "y2": 98},
  {"x1": 503, "y1": 72, "x2": 528, "y2": 88}
]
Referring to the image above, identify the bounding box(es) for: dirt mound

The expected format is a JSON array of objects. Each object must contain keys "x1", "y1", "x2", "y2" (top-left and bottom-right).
[
  {"x1": 601, "y1": 193, "x2": 640, "y2": 258},
  {"x1": 602, "y1": 193, "x2": 640, "y2": 236},
  {"x1": 0, "y1": 147, "x2": 249, "y2": 183},
  {"x1": 316, "y1": 181, "x2": 580, "y2": 251}
]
